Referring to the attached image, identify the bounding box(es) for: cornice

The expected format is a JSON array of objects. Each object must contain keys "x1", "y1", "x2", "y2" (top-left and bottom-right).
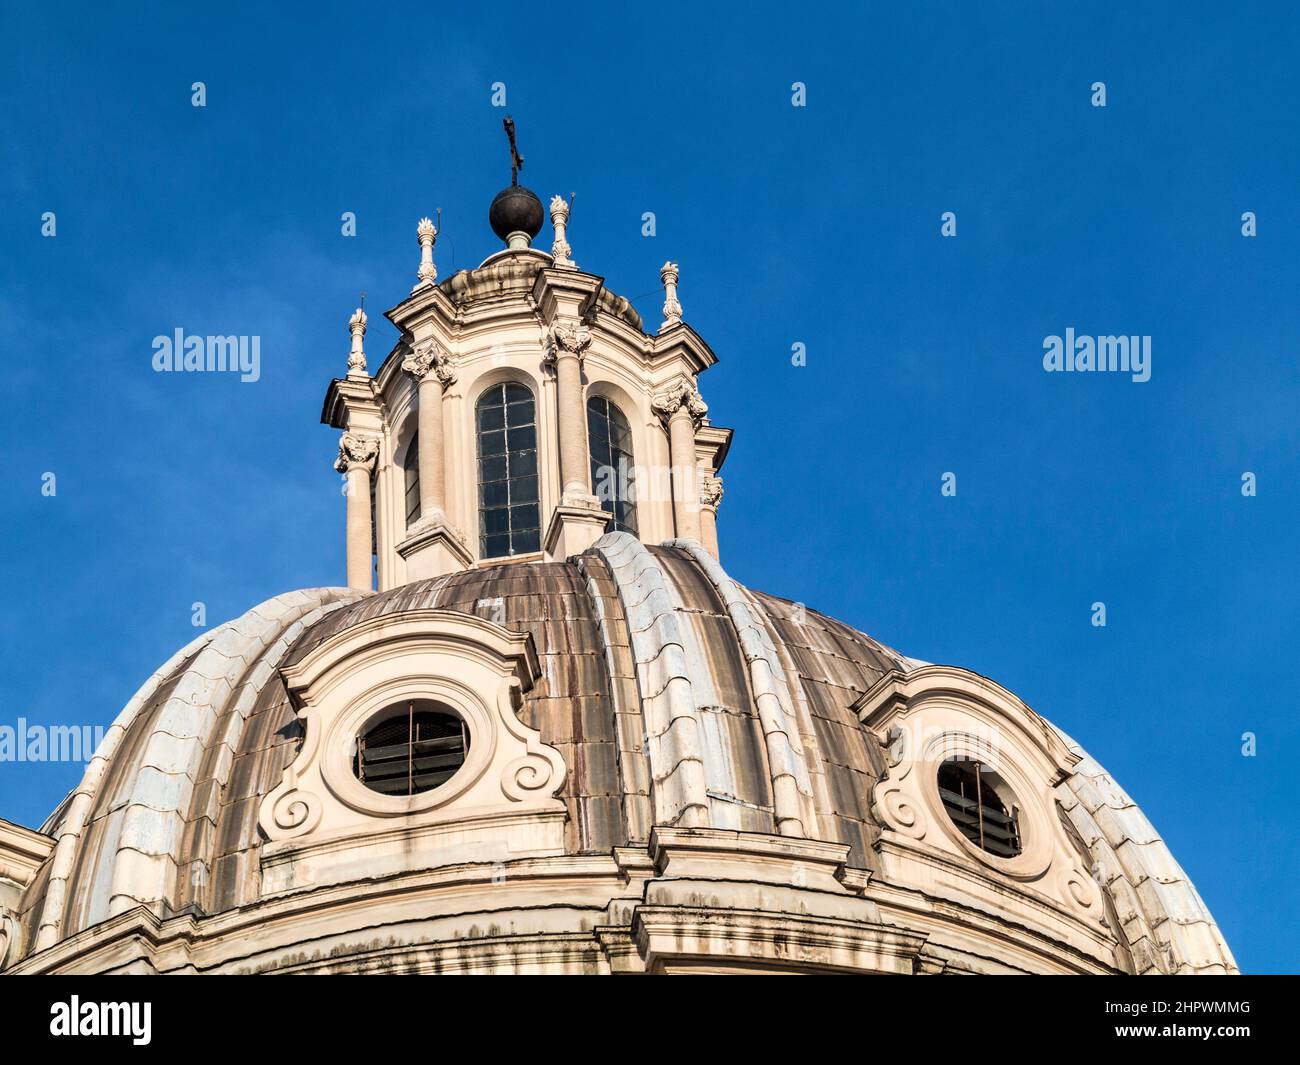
[
  {"x1": 0, "y1": 818, "x2": 54, "y2": 886},
  {"x1": 696, "y1": 424, "x2": 733, "y2": 471},
  {"x1": 321, "y1": 375, "x2": 383, "y2": 430},
  {"x1": 648, "y1": 321, "x2": 718, "y2": 375}
]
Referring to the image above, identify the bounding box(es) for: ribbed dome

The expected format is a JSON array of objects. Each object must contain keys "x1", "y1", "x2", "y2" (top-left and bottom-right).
[{"x1": 6, "y1": 536, "x2": 1237, "y2": 975}]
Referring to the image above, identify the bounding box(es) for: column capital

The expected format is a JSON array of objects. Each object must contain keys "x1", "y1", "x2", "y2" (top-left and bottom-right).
[
  {"x1": 651, "y1": 377, "x2": 708, "y2": 430},
  {"x1": 333, "y1": 431, "x2": 380, "y2": 474},
  {"x1": 402, "y1": 339, "x2": 456, "y2": 389},
  {"x1": 543, "y1": 316, "x2": 592, "y2": 365},
  {"x1": 701, "y1": 475, "x2": 724, "y2": 512}
]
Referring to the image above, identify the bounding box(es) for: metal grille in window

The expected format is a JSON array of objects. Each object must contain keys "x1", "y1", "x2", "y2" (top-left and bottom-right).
[
  {"x1": 354, "y1": 700, "x2": 469, "y2": 796},
  {"x1": 936, "y1": 758, "x2": 1021, "y2": 858},
  {"x1": 403, "y1": 431, "x2": 420, "y2": 528},
  {"x1": 476, "y1": 382, "x2": 540, "y2": 558},
  {"x1": 586, "y1": 395, "x2": 638, "y2": 535}
]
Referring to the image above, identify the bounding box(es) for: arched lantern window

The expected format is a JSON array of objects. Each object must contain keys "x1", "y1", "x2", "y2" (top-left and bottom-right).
[
  {"x1": 586, "y1": 395, "x2": 637, "y2": 535},
  {"x1": 403, "y1": 432, "x2": 420, "y2": 528},
  {"x1": 476, "y1": 382, "x2": 540, "y2": 558}
]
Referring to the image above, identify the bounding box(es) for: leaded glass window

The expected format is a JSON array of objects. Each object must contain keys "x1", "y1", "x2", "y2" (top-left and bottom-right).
[
  {"x1": 587, "y1": 395, "x2": 637, "y2": 535},
  {"x1": 477, "y1": 382, "x2": 540, "y2": 558}
]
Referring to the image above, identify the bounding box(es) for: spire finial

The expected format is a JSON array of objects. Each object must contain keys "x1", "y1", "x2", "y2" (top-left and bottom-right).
[
  {"x1": 415, "y1": 214, "x2": 439, "y2": 289},
  {"x1": 489, "y1": 116, "x2": 544, "y2": 249},
  {"x1": 549, "y1": 194, "x2": 575, "y2": 268},
  {"x1": 347, "y1": 303, "x2": 368, "y2": 378},
  {"x1": 659, "y1": 262, "x2": 682, "y2": 332}
]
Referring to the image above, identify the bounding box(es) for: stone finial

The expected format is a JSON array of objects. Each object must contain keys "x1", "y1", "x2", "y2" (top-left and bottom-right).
[
  {"x1": 333, "y1": 431, "x2": 380, "y2": 474},
  {"x1": 651, "y1": 377, "x2": 708, "y2": 428},
  {"x1": 347, "y1": 307, "x2": 368, "y2": 378},
  {"x1": 543, "y1": 317, "x2": 592, "y2": 364},
  {"x1": 402, "y1": 339, "x2": 457, "y2": 389},
  {"x1": 415, "y1": 216, "x2": 438, "y2": 289},
  {"x1": 549, "y1": 195, "x2": 575, "y2": 268},
  {"x1": 701, "y1": 476, "x2": 724, "y2": 511},
  {"x1": 659, "y1": 261, "x2": 682, "y2": 332}
]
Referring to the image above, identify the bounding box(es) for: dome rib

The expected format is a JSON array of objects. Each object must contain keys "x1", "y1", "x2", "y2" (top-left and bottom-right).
[
  {"x1": 665, "y1": 538, "x2": 814, "y2": 836},
  {"x1": 32, "y1": 588, "x2": 364, "y2": 953},
  {"x1": 1053, "y1": 727, "x2": 1239, "y2": 974},
  {"x1": 589, "y1": 534, "x2": 712, "y2": 829},
  {"x1": 33, "y1": 630, "x2": 213, "y2": 953}
]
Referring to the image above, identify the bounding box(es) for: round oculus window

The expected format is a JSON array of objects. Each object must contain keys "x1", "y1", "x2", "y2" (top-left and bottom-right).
[
  {"x1": 354, "y1": 700, "x2": 469, "y2": 797},
  {"x1": 936, "y1": 757, "x2": 1022, "y2": 858}
]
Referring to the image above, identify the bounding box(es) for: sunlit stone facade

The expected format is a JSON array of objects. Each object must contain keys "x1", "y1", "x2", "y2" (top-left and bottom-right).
[{"x1": 0, "y1": 165, "x2": 1236, "y2": 976}]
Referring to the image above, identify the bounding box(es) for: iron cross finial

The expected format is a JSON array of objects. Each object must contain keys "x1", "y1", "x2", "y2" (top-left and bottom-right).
[{"x1": 503, "y1": 115, "x2": 524, "y2": 187}]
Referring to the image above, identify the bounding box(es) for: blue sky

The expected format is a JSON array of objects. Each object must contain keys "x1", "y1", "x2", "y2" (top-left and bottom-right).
[{"x1": 1, "y1": 2, "x2": 1296, "y2": 972}]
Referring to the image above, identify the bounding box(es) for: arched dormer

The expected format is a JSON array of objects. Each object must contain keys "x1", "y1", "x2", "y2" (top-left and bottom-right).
[{"x1": 258, "y1": 607, "x2": 566, "y2": 892}]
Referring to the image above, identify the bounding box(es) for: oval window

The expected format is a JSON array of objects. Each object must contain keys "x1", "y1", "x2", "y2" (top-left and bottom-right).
[
  {"x1": 354, "y1": 700, "x2": 469, "y2": 796},
  {"x1": 936, "y1": 758, "x2": 1021, "y2": 858}
]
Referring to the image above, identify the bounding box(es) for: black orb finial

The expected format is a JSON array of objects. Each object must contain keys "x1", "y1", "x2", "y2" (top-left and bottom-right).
[{"x1": 490, "y1": 115, "x2": 543, "y2": 247}]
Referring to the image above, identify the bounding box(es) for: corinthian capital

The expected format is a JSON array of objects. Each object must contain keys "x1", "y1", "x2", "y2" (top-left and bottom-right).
[
  {"x1": 651, "y1": 378, "x2": 708, "y2": 428},
  {"x1": 402, "y1": 340, "x2": 456, "y2": 389},
  {"x1": 701, "y1": 475, "x2": 724, "y2": 510},
  {"x1": 543, "y1": 317, "x2": 592, "y2": 363},
  {"x1": 333, "y1": 432, "x2": 380, "y2": 474}
]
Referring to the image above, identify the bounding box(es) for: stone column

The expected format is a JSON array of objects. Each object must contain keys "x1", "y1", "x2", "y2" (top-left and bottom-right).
[
  {"x1": 700, "y1": 476, "x2": 723, "y2": 559},
  {"x1": 547, "y1": 318, "x2": 593, "y2": 502},
  {"x1": 335, "y1": 432, "x2": 379, "y2": 591},
  {"x1": 401, "y1": 340, "x2": 456, "y2": 521},
  {"x1": 653, "y1": 379, "x2": 708, "y2": 543}
]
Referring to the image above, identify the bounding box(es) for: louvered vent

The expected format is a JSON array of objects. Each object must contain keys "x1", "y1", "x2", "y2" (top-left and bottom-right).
[
  {"x1": 937, "y1": 758, "x2": 1021, "y2": 858},
  {"x1": 354, "y1": 701, "x2": 469, "y2": 796}
]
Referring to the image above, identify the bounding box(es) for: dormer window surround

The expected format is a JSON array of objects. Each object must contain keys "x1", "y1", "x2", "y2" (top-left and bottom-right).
[
  {"x1": 854, "y1": 665, "x2": 1112, "y2": 958},
  {"x1": 258, "y1": 609, "x2": 566, "y2": 894}
]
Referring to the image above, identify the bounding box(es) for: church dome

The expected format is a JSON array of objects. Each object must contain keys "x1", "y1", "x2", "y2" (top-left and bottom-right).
[
  {"x1": 0, "y1": 138, "x2": 1237, "y2": 977},
  {"x1": 3, "y1": 535, "x2": 1236, "y2": 975}
]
